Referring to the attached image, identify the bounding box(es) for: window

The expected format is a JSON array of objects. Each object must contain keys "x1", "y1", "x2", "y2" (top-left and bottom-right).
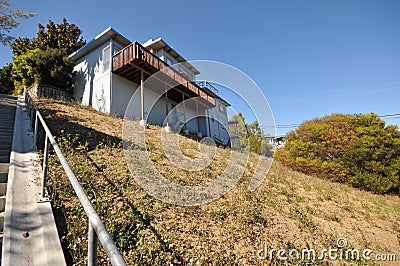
[
  {"x1": 219, "y1": 104, "x2": 226, "y2": 113},
  {"x1": 102, "y1": 46, "x2": 111, "y2": 73},
  {"x1": 166, "y1": 56, "x2": 173, "y2": 65},
  {"x1": 114, "y1": 46, "x2": 121, "y2": 55}
]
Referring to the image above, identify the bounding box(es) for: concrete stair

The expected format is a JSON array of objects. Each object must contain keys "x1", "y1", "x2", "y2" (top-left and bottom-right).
[
  {"x1": 1, "y1": 94, "x2": 66, "y2": 265},
  {"x1": 0, "y1": 94, "x2": 17, "y2": 261}
]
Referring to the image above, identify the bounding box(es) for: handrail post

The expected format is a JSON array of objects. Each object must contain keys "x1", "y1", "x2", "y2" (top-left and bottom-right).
[
  {"x1": 33, "y1": 112, "x2": 39, "y2": 151},
  {"x1": 88, "y1": 221, "x2": 98, "y2": 266},
  {"x1": 24, "y1": 88, "x2": 27, "y2": 108},
  {"x1": 26, "y1": 95, "x2": 30, "y2": 115},
  {"x1": 29, "y1": 106, "x2": 34, "y2": 131},
  {"x1": 40, "y1": 133, "x2": 50, "y2": 201}
]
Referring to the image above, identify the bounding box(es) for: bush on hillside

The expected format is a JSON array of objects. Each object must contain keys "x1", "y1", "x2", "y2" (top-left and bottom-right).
[{"x1": 275, "y1": 113, "x2": 400, "y2": 194}]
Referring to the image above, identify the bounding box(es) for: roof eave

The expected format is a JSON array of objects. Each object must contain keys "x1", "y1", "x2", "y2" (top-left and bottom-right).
[
  {"x1": 143, "y1": 37, "x2": 200, "y2": 75},
  {"x1": 69, "y1": 27, "x2": 131, "y2": 61}
]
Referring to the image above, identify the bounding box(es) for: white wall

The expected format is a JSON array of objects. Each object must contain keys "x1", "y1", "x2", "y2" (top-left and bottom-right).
[
  {"x1": 123, "y1": 85, "x2": 170, "y2": 121},
  {"x1": 205, "y1": 100, "x2": 230, "y2": 145},
  {"x1": 72, "y1": 41, "x2": 112, "y2": 113},
  {"x1": 118, "y1": 80, "x2": 207, "y2": 135},
  {"x1": 110, "y1": 73, "x2": 138, "y2": 116}
]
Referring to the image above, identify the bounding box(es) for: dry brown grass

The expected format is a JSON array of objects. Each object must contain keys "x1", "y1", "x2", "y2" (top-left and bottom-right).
[{"x1": 36, "y1": 98, "x2": 400, "y2": 265}]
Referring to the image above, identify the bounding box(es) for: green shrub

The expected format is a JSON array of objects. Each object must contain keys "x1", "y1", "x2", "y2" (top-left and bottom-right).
[
  {"x1": 12, "y1": 47, "x2": 74, "y2": 92},
  {"x1": 0, "y1": 64, "x2": 15, "y2": 94},
  {"x1": 275, "y1": 113, "x2": 400, "y2": 194}
]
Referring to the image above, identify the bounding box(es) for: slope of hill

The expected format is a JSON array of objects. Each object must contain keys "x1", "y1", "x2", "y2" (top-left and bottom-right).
[{"x1": 35, "y1": 98, "x2": 400, "y2": 265}]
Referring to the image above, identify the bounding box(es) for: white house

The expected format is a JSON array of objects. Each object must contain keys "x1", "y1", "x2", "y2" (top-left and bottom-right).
[
  {"x1": 69, "y1": 27, "x2": 231, "y2": 145},
  {"x1": 265, "y1": 135, "x2": 286, "y2": 149}
]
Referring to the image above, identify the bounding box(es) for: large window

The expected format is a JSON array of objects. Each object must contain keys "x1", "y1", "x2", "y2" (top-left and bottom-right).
[{"x1": 102, "y1": 46, "x2": 111, "y2": 73}]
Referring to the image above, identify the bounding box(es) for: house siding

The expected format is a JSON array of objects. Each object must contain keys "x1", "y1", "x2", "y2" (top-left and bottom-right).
[
  {"x1": 72, "y1": 41, "x2": 112, "y2": 113},
  {"x1": 206, "y1": 100, "x2": 230, "y2": 144},
  {"x1": 110, "y1": 73, "x2": 138, "y2": 116}
]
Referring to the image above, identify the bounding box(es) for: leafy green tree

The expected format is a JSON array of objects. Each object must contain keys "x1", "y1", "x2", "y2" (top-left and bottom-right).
[
  {"x1": 248, "y1": 121, "x2": 262, "y2": 154},
  {"x1": 230, "y1": 112, "x2": 272, "y2": 156},
  {"x1": 275, "y1": 113, "x2": 400, "y2": 194},
  {"x1": 0, "y1": 0, "x2": 36, "y2": 45},
  {"x1": 10, "y1": 36, "x2": 32, "y2": 55},
  {"x1": 12, "y1": 47, "x2": 74, "y2": 92},
  {"x1": 12, "y1": 48, "x2": 41, "y2": 89},
  {"x1": 11, "y1": 18, "x2": 85, "y2": 56},
  {"x1": 0, "y1": 63, "x2": 14, "y2": 94},
  {"x1": 230, "y1": 112, "x2": 248, "y2": 150},
  {"x1": 10, "y1": 18, "x2": 85, "y2": 93},
  {"x1": 33, "y1": 47, "x2": 74, "y2": 90}
]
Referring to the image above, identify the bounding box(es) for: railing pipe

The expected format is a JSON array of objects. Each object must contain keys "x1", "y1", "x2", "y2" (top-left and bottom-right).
[
  {"x1": 33, "y1": 112, "x2": 39, "y2": 151},
  {"x1": 40, "y1": 133, "x2": 49, "y2": 200},
  {"x1": 24, "y1": 91, "x2": 127, "y2": 266},
  {"x1": 29, "y1": 106, "x2": 34, "y2": 131},
  {"x1": 88, "y1": 221, "x2": 98, "y2": 266}
]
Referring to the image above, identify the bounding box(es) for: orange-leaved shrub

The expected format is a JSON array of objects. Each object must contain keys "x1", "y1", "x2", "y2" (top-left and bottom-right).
[{"x1": 275, "y1": 113, "x2": 400, "y2": 194}]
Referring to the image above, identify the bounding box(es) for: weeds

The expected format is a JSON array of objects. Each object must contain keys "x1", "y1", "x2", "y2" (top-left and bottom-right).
[{"x1": 35, "y1": 98, "x2": 400, "y2": 265}]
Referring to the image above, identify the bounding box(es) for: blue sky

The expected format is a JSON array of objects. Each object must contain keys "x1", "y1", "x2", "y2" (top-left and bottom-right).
[{"x1": 1, "y1": 0, "x2": 399, "y2": 135}]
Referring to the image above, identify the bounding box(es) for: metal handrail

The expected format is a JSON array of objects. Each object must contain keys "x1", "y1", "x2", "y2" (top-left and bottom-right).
[
  {"x1": 23, "y1": 88, "x2": 127, "y2": 266},
  {"x1": 195, "y1": 80, "x2": 219, "y2": 95}
]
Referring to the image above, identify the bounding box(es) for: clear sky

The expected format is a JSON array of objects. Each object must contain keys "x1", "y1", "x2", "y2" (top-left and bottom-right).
[{"x1": 1, "y1": 0, "x2": 399, "y2": 135}]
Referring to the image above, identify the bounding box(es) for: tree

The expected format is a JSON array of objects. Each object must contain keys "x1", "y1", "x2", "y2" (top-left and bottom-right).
[
  {"x1": 0, "y1": 63, "x2": 14, "y2": 94},
  {"x1": 12, "y1": 18, "x2": 86, "y2": 56},
  {"x1": 12, "y1": 48, "x2": 42, "y2": 89},
  {"x1": 32, "y1": 47, "x2": 74, "y2": 90},
  {"x1": 12, "y1": 47, "x2": 74, "y2": 92},
  {"x1": 10, "y1": 36, "x2": 32, "y2": 55},
  {"x1": 229, "y1": 112, "x2": 272, "y2": 156},
  {"x1": 275, "y1": 113, "x2": 400, "y2": 194},
  {"x1": 0, "y1": 0, "x2": 36, "y2": 46},
  {"x1": 230, "y1": 112, "x2": 248, "y2": 150},
  {"x1": 10, "y1": 18, "x2": 85, "y2": 93}
]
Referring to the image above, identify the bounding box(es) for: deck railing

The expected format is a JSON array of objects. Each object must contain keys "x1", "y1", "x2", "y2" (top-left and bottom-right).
[
  {"x1": 112, "y1": 41, "x2": 167, "y2": 75},
  {"x1": 112, "y1": 42, "x2": 215, "y2": 106},
  {"x1": 195, "y1": 80, "x2": 219, "y2": 95},
  {"x1": 24, "y1": 89, "x2": 127, "y2": 266}
]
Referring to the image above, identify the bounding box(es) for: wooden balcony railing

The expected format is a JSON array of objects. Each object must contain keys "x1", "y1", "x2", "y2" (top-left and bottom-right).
[{"x1": 112, "y1": 42, "x2": 215, "y2": 106}]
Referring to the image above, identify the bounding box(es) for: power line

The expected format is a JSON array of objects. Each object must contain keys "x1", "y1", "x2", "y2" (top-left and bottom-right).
[
  {"x1": 258, "y1": 113, "x2": 400, "y2": 129},
  {"x1": 378, "y1": 113, "x2": 400, "y2": 118}
]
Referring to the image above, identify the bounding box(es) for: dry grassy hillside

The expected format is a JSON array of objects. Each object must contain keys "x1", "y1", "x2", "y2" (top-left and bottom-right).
[{"x1": 35, "y1": 98, "x2": 400, "y2": 265}]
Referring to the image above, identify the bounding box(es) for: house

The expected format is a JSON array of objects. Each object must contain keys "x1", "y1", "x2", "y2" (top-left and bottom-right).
[
  {"x1": 69, "y1": 27, "x2": 230, "y2": 145},
  {"x1": 265, "y1": 135, "x2": 286, "y2": 149}
]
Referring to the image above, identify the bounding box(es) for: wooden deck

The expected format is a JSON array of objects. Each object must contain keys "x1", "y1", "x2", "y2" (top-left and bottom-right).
[{"x1": 112, "y1": 42, "x2": 215, "y2": 107}]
